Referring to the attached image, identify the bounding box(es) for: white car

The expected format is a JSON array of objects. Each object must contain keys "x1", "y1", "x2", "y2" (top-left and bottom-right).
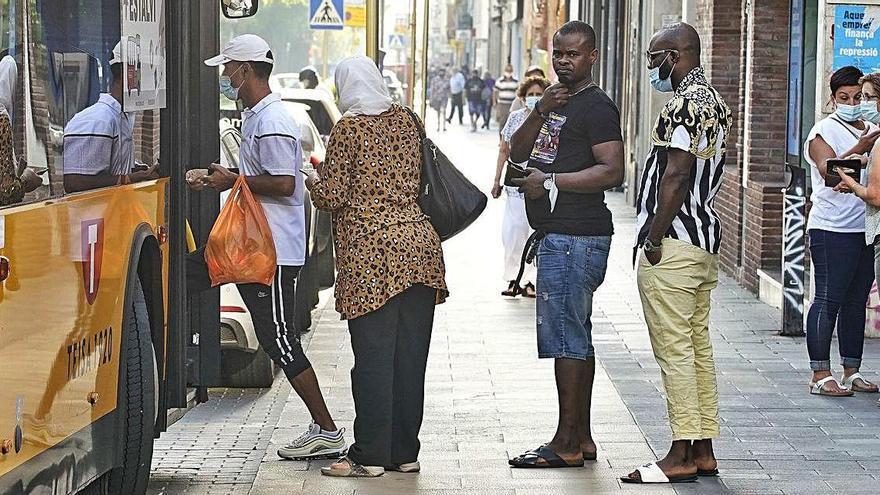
[{"x1": 216, "y1": 106, "x2": 333, "y2": 387}]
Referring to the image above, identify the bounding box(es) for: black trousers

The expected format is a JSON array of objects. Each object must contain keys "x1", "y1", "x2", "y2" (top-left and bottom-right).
[
  {"x1": 187, "y1": 247, "x2": 311, "y2": 379},
  {"x1": 346, "y1": 284, "x2": 436, "y2": 467},
  {"x1": 447, "y1": 93, "x2": 464, "y2": 124}
]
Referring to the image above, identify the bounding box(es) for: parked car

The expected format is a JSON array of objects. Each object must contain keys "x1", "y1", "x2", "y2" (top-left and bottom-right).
[
  {"x1": 216, "y1": 105, "x2": 334, "y2": 387},
  {"x1": 269, "y1": 72, "x2": 302, "y2": 92},
  {"x1": 383, "y1": 69, "x2": 404, "y2": 103},
  {"x1": 278, "y1": 88, "x2": 342, "y2": 139}
]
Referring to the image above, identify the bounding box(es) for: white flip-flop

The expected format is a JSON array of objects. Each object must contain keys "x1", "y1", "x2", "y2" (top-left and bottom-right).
[
  {"x1": 841, "y1": 372, "x2": 879, "y2": 393},
  {"x1": 620, "y1": 461, "x2": 698, "y2": 484},
  {"x1": 809, "y1": 376, "x2": 853, "y2": 396}
]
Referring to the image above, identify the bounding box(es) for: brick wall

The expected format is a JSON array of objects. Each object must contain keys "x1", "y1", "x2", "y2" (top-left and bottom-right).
[
  {"x1": 696, "y1": 0, "x2": 790, "y2": 294},
  {"x1": 696, "y1": 0, "x2": 746, "y2": 280}
]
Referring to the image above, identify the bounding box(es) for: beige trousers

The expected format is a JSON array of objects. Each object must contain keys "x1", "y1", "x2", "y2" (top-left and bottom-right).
[{"x1": 637, "y1": 238, "x2": 720, "y2": 441}]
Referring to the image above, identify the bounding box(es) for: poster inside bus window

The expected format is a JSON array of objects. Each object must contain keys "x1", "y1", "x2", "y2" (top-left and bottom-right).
[
  {"x1": 122, "y1": 0, "x2": 166, "y2": 111},
  {"x1": 832, "y1": 4, "x2": 880, "y2": 74}
]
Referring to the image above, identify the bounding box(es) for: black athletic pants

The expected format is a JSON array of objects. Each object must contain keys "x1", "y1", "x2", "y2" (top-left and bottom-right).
[
  {"x1": 187, "y1": 247, "x2": 311, "y2": 379},
  {"x1": 346, "y1": 284, "x2": 436, "y2": 467}
]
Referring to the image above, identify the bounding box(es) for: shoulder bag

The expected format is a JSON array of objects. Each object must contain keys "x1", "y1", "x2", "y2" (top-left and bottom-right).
[{"x1": 403, "y1": 106, "x2": 487, "y2": 241}]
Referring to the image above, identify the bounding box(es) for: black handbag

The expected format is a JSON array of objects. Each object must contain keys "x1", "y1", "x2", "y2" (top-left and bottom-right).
[{"x1": 403, "y1": 107, "x2": 487, "y2": 241}]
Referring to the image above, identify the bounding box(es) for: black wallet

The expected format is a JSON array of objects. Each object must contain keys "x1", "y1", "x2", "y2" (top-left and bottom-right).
[{"x1": 503, "y1": 160, "x2": 528, "y2": 187}]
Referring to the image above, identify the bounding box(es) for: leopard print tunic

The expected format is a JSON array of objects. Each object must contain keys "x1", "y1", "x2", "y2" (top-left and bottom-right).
[
  {"x1": 0, "y1": 113, "x2": 23, "y2": 207},
  {"x1": 311, "y1": 105, "x2": 448, "y2": 320}
]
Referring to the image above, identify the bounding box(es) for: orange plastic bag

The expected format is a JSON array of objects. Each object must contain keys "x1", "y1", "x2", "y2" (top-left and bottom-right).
[{"x1": 205, "y1": 176, "x2": 277, "y2": 286}]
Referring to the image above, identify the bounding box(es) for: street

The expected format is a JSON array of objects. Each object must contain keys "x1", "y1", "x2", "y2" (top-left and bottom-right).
[{"x1": 147, "y1": 115, "x2": 880, "y2": 495}]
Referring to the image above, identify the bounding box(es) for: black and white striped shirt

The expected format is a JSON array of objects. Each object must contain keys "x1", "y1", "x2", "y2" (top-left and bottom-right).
[{"x1": 635, "y1": 67, "x2": 731, "y2": 254}]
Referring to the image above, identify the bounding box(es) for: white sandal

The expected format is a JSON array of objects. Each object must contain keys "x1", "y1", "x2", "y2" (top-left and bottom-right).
[
  {"x1": 841, "y1": 372, "x2": 879, "y2": 393},
  {"x1": 809, "y1": 376, "x2": 853, "y2": 397},
  {"x1": 619, "y1": 461, "x2": 698, "y2": 484},
  {"x1": 321, "y1": 457, "x2": 385, "y2": 478}
]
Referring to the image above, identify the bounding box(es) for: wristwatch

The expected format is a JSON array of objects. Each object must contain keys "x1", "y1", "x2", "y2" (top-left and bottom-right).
[
  {"x1": 643, "y1": 238, "x2": 662, "y2": 253},
  {"x1": 543, "y1": 173, "x2": 555, "y2": 191}
]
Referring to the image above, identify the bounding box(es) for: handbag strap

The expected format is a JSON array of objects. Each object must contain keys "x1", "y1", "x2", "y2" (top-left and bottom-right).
[
  {"x1": 401, "y1": 105, "x2": 427, "y2": 142},
  {"x1": 830, "y1": 116, "x2": 863, "y2": 140}
]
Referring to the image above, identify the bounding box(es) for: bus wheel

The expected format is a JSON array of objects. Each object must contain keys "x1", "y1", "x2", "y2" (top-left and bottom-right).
[{"x1": 103, "y1": 276, "x2": 157, "y2": 495}]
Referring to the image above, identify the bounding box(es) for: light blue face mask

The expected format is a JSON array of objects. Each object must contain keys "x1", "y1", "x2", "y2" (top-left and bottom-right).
[
  {"x1": 648, "y1": 53, "x2": 675, "y2": 93},
  {"x1": 835, "y1": 103, "x2": 862, "y2": 123},
  {"x1": 525, "y1": 95, "x2": 541, "y2": 110},
  {"x1": 219, "y1": 64, "x2": 247, "y2": 101},
  {"x1": 861, "y1": 100, "x2": 880, "y2": 124}
]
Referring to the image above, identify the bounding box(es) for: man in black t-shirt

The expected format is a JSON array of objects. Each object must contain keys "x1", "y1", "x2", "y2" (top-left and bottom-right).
[
  {"x1": 508, "y1": 21, "x2": 624, "y2": 469},
  {"x1": 465, "y1": 70, "x2": 485, "y2": 132}
]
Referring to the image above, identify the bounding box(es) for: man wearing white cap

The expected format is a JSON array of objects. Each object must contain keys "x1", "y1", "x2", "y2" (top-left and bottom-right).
[
  {"x1": 63, "y1": 42, "x2": 158, "y2": 193},
  {"x1": 186, "y1": 34, "x2": 346, "y2": 461}
]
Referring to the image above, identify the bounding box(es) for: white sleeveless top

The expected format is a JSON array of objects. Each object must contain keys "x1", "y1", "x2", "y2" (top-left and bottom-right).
[{"x1": 804, "y1": 116, "x2": 876, "y2": 234}]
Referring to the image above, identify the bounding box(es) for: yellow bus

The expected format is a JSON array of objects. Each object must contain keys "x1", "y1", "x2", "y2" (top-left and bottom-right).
[{"x1": 0, "y1": 1, "x2": 429, "y2": 493}]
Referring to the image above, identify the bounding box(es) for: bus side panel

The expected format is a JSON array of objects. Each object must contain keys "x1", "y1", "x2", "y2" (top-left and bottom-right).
[{"x1": 0, "y1": 180, "x2": 167, "y2": 489}]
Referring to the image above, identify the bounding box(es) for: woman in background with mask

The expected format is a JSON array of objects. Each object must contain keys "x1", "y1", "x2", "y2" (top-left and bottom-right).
[
  {"x1": 803, "y1": 65, "x2": 880, "y2": 397},
  {"x1": 836, "y1": 72, "x2": 880, "y2": 405},
  {"x1": 491, "y1": 76, "x2": 550, "y2": 298}
]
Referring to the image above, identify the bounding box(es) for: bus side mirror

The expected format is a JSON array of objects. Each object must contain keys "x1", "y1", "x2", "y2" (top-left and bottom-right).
[{"x1": 221, "y1": 0, "x2": 259, "y2": 19}]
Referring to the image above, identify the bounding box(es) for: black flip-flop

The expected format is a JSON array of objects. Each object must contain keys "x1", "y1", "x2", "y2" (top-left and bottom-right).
[
  {"x1": 509, "y1": 446, "x2": 584, "y2": 468},
  {"x1": 698, "y1": 469, "x2": 719, "y2": 477}
]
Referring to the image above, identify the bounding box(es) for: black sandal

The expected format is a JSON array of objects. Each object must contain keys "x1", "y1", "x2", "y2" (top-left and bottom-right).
[
  {"x1": 501, "y1": 281, "x2": 520, "y2": 297},
  {"x1": 522, "y1": 283, "x2": 537, "y2": 298},
  {"x1": 509, "y1": 446, "x2": 584, "y2": 468}
]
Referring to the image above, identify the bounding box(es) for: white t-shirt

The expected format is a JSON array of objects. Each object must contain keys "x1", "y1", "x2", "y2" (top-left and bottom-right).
[
  {"x1": 240, "y1": 93, "x2": 305, "y2": 266},
  {"x1": 804, "y1": 116, "x2": 875, "y2": 233}
]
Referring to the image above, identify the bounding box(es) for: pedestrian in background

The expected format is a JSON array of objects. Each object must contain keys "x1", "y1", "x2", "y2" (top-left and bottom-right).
[
  {"x1": 626, "y1": 23, "x2": 730, "y2": 484},
  {"x1": 482, "y1": 71, "x2": 495, "y2": 129},
  {"x1": 466, "y1": 69, "x2": 485, "y2": 132},
  {"x1": 507, "y1": 21, "x2": 624, "y2": 469},
  {"x1": 836, "y1": 72, "x2": 880, "y2": 405},
  {"x1": 803, "y1": 65, "x2": 880, "y2": 397},
  {"x1": 491, "y1": 75, "x2": 550, "y2": 298},
  {"x1": 447, "y1": 66, "x2": 466, "y2": 125},
  {"x1": 494, "y1": 63, "x2": 519, "y2": 131},
  {"x1": 509, "y1": 65, "x2": 547, "y2": 114},
  {"x1": 306, "y1": 55, "x2": 448, "y2": 478},
  {"x1": 429, "y1": 67, "x2": 450, "y2": 132}
]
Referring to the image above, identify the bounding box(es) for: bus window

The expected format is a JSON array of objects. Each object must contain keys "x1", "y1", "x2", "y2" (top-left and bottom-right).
[{"x1": 24, "y1": 0, "x2": 160, "y2": 198}]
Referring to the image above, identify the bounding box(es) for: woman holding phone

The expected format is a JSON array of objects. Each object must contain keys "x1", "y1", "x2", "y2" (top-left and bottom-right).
[
  {"x1": 491, "y1": 75, "x2": 550, "y2": 298},
  {"x1": 803, "y1": 65, "x2": 880, "y2": 397}
]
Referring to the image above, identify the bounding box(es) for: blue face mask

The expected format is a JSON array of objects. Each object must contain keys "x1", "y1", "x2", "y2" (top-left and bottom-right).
[
  {"x1": 835, "y1": 103, "x2": 862, "y2": 123},
  {"x1": 525, "y1": 95, "x2": 541, "y2": 110},
  {"x1": 648, "y1": 54, "x2": 675, "y2": 93},
  {"x1": 861, "y1": 100, "x2": 880, "y2": 124},
  {"x1": 219, "y1": 64, "x2": 247, "y2": 101}
]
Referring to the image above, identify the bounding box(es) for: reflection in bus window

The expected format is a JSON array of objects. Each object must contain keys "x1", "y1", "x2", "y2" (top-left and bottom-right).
[{"x1": 0, "y1": 55, "x2": 40, "y2": 206}]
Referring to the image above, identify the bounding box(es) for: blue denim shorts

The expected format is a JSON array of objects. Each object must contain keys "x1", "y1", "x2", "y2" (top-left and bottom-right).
[{"x1": 536, "y1": 234, "x2": 611, "y2": 360}]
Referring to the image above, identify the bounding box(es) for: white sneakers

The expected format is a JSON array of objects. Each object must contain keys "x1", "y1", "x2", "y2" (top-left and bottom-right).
[{"x1": 277, "y1": 422, "x2": 347, "y2": 461}]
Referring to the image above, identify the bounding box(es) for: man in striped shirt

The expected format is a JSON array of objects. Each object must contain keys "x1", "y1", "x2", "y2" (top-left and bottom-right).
[{"x1": 625, "y1": 23, "x2": 731, "y2": 485}]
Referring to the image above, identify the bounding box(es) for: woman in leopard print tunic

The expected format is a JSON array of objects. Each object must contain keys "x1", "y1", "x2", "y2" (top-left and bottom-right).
[
  {"x1": 0, "y1": 55, "x2": 40, "y2": 207},
  {"x1": 307, "y1": 56, "x2": 447, "y2": 478}
]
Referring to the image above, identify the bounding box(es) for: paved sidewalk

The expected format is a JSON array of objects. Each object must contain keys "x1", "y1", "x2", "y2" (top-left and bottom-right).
[{"x1": 149, "y1": 119, "x2": 880, "y2": 494}]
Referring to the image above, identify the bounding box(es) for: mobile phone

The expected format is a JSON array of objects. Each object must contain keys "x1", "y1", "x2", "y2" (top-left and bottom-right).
[{"x1": 825, "y1": 158, "x2": 863, "y2": 188}]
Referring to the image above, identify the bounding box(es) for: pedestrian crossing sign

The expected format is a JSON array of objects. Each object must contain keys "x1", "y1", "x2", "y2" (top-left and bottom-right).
[{"x1": 310, "y1": 0, "x2": 344, "y2": 30}]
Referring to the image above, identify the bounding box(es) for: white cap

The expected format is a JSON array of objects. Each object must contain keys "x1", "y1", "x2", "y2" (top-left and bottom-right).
[
  {"x1": 110, "y1": 42, "x2": 123, "y2": 65},
  {"x1": 204, "y1": 34, "x2": 274, "y2": 67}
]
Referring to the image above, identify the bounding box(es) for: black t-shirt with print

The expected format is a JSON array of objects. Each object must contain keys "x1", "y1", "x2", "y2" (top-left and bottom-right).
[
  {"x1": 524, "y1": 86, "x2": 623, "y2": 236},
  {"x1": 465, "y1": 77, "x2": 485, "y2": 101}
]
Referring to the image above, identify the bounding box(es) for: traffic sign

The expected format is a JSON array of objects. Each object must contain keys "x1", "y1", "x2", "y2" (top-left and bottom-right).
[{"x1": 310, "y1": 0, "x2": 344, "y2": 30}]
